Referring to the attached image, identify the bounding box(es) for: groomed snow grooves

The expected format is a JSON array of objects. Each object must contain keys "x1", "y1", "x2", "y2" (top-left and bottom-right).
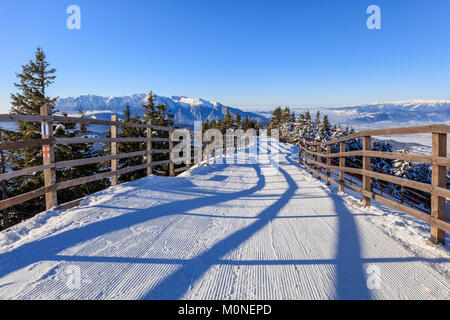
[{"x1": 0, "y1": 139, "x2": 448, "y2": 300}]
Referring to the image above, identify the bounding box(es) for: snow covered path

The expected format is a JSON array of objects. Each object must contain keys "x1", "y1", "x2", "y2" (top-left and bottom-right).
[{"x1": 0, "y1": 139, "x2": 448, "y2": 300}]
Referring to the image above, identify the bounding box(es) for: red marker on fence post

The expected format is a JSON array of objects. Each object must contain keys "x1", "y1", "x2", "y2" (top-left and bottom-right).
[{"x1": 40, "y1": 104, "x2": 57, "y2": 210}]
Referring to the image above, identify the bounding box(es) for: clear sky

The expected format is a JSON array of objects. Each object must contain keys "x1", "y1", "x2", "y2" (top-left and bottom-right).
[{"x1": 1, "y1": 0, "x2": 450, "y2": 112}]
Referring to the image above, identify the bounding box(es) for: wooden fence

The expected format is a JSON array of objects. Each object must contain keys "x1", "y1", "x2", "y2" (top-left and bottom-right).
[
  {"x1": 0, "y1": 104, "x2": 193, "y2": 213},
  {"x1": 298, "y1": 124, "x2": 450, "y2": 245}
]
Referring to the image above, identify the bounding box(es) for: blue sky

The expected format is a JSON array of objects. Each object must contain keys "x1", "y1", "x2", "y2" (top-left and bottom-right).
[{"x1": 1, "y1": 0, "x2": 450, "y2": 112}]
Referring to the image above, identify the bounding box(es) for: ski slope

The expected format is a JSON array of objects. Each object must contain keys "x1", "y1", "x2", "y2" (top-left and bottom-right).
[{"x1": 0, "y1": 139, "x2": 448, "y2": 300}]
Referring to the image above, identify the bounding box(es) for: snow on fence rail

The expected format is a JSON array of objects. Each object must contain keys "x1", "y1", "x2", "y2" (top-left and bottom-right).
[
  {"x1": 298, "y1": 124, "x2": 450, "y2": 245},
  {"x1": 0, "y1": 104, "x2": 192, "y2": 213}
]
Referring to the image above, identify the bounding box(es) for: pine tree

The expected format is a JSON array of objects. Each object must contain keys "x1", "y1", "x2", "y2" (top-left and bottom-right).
[
  {"x1": 316, "y1": 114, "x2": 332, "y2": 142},
  {"x1": 235, "y1": 113, "x2": 242, "y2": 129},
  {"x1": 143, "y1": 92, "x2": 173, "y2": 128},
  {"x1": 303, "y1": 111, "x2": 314, "y2": 140},
  {"x1": 202, "y1": 119, "x2": 210, "y2": 132},
  {"x1": 7, "y1": 47, "x2": 57, "y2": 217},
  {"x1": 142, "y1": 92, "x2": 174, "y2": 176},
  {"x1": 313, "y1": 110, "x2": 321, "y2": 138},
  {"x1": 221, "y1": 108, "x2": 235, "y2": 134}
]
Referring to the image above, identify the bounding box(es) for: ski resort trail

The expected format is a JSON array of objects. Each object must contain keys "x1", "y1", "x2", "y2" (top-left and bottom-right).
[{"x1": 0, "y1": 139, "x2": 448, "y2": 300}]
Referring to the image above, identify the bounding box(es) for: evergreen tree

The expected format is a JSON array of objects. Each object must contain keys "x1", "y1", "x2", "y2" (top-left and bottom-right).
[
  {"x1": 7, "y1": 47, "x2": 57, "y2": 217},
  {"x1": 221, "y1": 108, "x2": 235, "y2": 133},
  {"x1": 235, "y1": 113, "x2": 242, "y2": 129},
  {"x1": 313, "y1": 110, "x2": 321, "y2": 138},
  {"x1": 142, "y1": 92, "x2": 173, "y2": 127},
  {"x1": 303, "y1": 111, "x2": 314, "y2": 140},
  {"x1": 316, "y1": 114, "x2": 332, "y2": 142},
  {"x1": 142, "y1": 92, "x2": 174, "y2": 176}
]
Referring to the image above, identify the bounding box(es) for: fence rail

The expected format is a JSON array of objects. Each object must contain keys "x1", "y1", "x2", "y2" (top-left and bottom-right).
[
  {"x1": 0, "y1": 105, "x2": 191, "y2": 214},
  {"x1": 298, "y1": 124, "x2": 450, "y2": 245}
]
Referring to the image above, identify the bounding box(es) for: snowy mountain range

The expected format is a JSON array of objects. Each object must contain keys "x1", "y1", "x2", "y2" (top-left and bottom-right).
[
  {"x1": 322, "y1": 100, "x2": 450, "y2": 127},
  {"x1": 55, "y1": 94, "x2": 268, "y2": 126}
]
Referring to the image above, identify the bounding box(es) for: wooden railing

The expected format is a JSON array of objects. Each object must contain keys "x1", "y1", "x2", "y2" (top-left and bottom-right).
[
  {"x1": 0, "y1": 105, "x2": 194, "y2": 213},
  {"x1": 298, "y1": 124, "x2": 450, "y2": 245}
]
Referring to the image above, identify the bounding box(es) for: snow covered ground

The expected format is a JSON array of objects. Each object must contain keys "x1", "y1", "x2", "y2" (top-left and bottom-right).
[{"x1": 0, "y1": 139, "x2": 448, "y2": 300}]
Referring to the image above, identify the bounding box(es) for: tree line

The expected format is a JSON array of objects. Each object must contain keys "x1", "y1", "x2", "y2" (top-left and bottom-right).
[{"x1": 202, "y1": 108, "x2": 262, "y2": 133}]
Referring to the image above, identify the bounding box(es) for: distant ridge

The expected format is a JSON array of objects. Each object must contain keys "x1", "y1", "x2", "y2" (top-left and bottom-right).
[{"x1": 55, "y1": 93, "x2": 269, "y2": 125}]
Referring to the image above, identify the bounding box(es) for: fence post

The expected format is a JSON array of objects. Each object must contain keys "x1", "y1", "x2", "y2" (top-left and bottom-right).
[
  {"x1": 111, "y1": 115, "x2": 118, "y2": 187},
  {"x1": 431, "y1": 132, "x2": 447, "y2": 245},
  {"x1": 339, "y1": 142, "x2": 345, "y2": 193},
  {"x1": 169, "y1": 127, "x2": 175, "y2": 177},
  {"x1": 308, "y1": 143, "x2": 312, "y2": 175},
  {"x1": 314, "y1": 145, "x2": 320, "y2": 180},
  {"x1": 40, "y1": 104, "x2": 57, "y2": 210},
  {"x1": 362, "y1": 136, "x2": 372, "y2": 207},
  {"x1": 298, "y1": 139, "x2": 302, "y2": 165},
  {"x1": 146, "y1": 120, "x2": 152, "y2": 176},
  {"x1": 186, "y1": 129, "x2": 192, "y2": 168},
  {"x1": 326, "y1": 144, "x2": 331, "y2": 186}
]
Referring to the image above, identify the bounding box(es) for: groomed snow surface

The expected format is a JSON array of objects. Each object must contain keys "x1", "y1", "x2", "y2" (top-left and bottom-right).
[{"x1": 0, "y1": 139, "x2": 448, "y2": 300}]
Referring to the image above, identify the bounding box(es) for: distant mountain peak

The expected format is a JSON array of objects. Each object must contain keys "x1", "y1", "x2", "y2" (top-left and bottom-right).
[{"x1": 55, "y1": 93, "x2": 268, "y2": 126}]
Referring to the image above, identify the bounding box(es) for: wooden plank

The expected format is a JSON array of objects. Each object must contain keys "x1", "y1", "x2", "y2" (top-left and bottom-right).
[
  {"x1": 0, "y1": 114, "x2": 152, "y2": 129},
  {"x1": 0, "y1": 114, "x2": 50, "y2": 123},
  {"x1": 151, "y1": 125, "x2": 170, "y2": 132},
  {"x1": 41, "y1": 104, "x2": 57, "y2": 210},
  {"x1": 309, "y1": 150, "x2": 362, "y2": 158},
  {"x1": 55, "y1": 137, "x2": 150, "y2": 145},
  {"x1": 0, "y1": 164, "x2": 54, "y2": 181},
  {"x1": 372, "y1": 193, "x2": 433, "y2": 225},
  {"x1": 152, "y1": 137, "x2": 170, "y2": 142},
  {"x1": 431, "y1": 132, "x2": 447, "y2": 245},
  {"x1": 52, "y1": 115, "x2": 149, "y2": 129},
  {"x1": 0, "y1": 138, "x2": 55, "y2": 152},
  {"x1": 111, "y1": 115, "x2": 118, "y2": 187},
  {"x1": 362, "y1": 136, "x2": 372, "y2": 207},
  {"x1": 151, "y1": 149, "x2": 170, "y2": 154},
  {"x1": 0, "y1": 185, "x2": 54, "y2": 211},
  {"x1": 116, "y1": 163, "x2": 149, "y2": 176},
  {"x1": 151, "y1": 160, "x2": 171, "y2": 167},
  {"x1": 434, "y1": 156, "x2": 450, "y2": 167},
  {"x1": 307, "y1": 149, "x2": 433, "y2": 164},
  {"x1": 54, "y1": 137, "x2": 112, "y2": 144},
  {"x1": 365, "y1": 151, "x2": 433, "y2": 163},
  {"x1": 54, "y1": 151, "x2": 148, "y2": 169},
  {"x1": 56, "y1": 171, "x2": 113, "y2": 191},
  {"x1": 430, "y1": 124, "x2": 450, "y2": 134}
]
